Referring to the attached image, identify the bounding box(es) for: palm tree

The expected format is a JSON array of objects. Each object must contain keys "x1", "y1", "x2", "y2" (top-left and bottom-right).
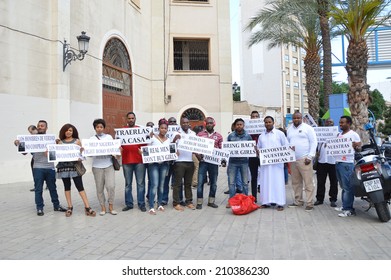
[
  {"x1": 329, "y1": 0, "x2": 391, "y2": 142},
  {"x1": 246, "y1": 0, "x2": 322, "y2": 121},
  {"x1": 317, "y1": 0, "x2": 333, "y2": 111}
]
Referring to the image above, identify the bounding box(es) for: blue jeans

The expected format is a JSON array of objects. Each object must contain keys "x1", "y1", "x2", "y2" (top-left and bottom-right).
[
  {"x1": 148, "y1": 162, "x2": 169, "y2": 209},
  {"x1": 336, "y1": 162, "x2": 355, "y2": 211},
  {"x1": 197, "y1": 162, "x2": 218, "y2": 199},
  {"x1": 123, "y1": 163, "x2": 146, "y2": 208},
  {"x1": 228, "y1": 162, "x2": 249, "y2": 198},
  {"x1": 33, "y1": 168, "x2": 60, "y2": 210}
]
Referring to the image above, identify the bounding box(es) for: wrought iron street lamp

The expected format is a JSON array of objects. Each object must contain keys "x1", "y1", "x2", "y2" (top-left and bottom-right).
[{"x1": 63, "y1": 31, "x2": 90, "y2": 71}]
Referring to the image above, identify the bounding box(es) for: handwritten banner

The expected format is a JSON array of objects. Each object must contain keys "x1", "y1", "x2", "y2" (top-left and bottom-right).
[
  {"x1": 114, "y1": 127, "x2": 152, "y2": 145},
  {"x1": 314, "y1": 126, "x2": 339, "y2": 143},
  {"x1": 47, "y1": 144, "x2": 82, "y2": 162},
  {"x1": 81, "y1": 139, "x2": 121, "y2": 156},
  {"x1": 152, "y1": 125, "x2": 181, "y2": 140},
  {"x1": 326, "y1": 137, "x2": 354, "y2": 156},
  {"x1": 141, "y1": 144, "x2": 178, "y2": 163},
  {"x1": 16, "y1": 134, "x2": 56, "y2": 153},
  {"x1": 222, "y1": 140, "x2": 257, "y2": 158},
  {"x1": 177, "y1": 134, "x2": 215, "y2": 155},
  {"x1": 243, "y1": 118, "x2": 265, "y2": 135},
  {"x1": 203, "y1": 148, "x2": 230, "y2": 166},
  {"x1": 258, "y1": 145, "x2": 296, "y2": 165}
]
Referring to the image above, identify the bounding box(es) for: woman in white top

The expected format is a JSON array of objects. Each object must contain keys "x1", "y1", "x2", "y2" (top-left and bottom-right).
[
  {"x1": 147, "y1": 118, "x2": 171, "y2": 214},
  {"x1": 90, "y1": 119, "x2": 118, "y2": 216}
]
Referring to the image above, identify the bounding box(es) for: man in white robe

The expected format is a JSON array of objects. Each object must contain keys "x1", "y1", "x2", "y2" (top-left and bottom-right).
[{"x1": 256, "y1": 116, "x2": 288, "y2": 210}]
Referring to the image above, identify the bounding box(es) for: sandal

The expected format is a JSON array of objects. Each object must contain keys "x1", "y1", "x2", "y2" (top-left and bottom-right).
[
  {"x1": 65, "y1": 206, "x2": 73, "y2": 217},
  {"x1": 85, "y1": 207, "x2": 96, "y2": 217}
]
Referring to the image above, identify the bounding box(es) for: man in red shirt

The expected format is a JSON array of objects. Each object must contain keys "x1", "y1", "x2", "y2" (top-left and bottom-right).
[
  {"x1": 195, "y1": 117, "x2": 224, "y2": 209},
  {"x1": 121, "y1": 112, "x2": 147, "y2": 212}
]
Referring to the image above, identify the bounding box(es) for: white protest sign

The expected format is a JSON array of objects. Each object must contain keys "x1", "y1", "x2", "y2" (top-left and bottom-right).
[
  {"x1": 303, "y1": 113, "x2": 318, "y2": 127},
  {"x1": 177, "y1": 134, "x2": 215, "y2": 155},
  {"x1": 47, "y1": 144, "x2": 82, "y2": 162},
  {"x1": 203, "y1": 148, "x2": 230, "y2": 166},
  {"x1": 114, "y1": 127, "x2": 152, "y2": 145},
  {"x1": 141, "y1": 144, "x2": 178, "y2": 163},
  {"x1": 16, "y1": 134, "x2": 56, "y2": 153},
  {"x1": 243, "y1": 118, "x2": 266, "y2": 135},
  {"x1": 81, "y1": 139, "x2": 121, "y2": 156},
  {"x1": 326, "y1": 137, "x2": 354, "y2": 156},
  {"x1": 314, "y1": 126, "x2": 339, "y2": 143},
  {"x1": 222, "y1": 140, "x2": 257, "y2": 158},
  {"x1": 258, "y1": 145, "x2": 296, "y2": 165},
  {"x1": 152, "y1": 125, "x2": 181, "y2": 140}
]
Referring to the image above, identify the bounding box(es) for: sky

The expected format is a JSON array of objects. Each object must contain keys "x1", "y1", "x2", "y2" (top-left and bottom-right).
[{"x1": 229, "y1": 0, "x2": 391, "y2": 99}]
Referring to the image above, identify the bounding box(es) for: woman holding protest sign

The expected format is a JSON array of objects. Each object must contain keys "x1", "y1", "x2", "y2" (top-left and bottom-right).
[
  {"x1": 90, "y1": 118, "x2": 118, "y2": 216},
  {"x1": 56, "y1": 123, "x2": 96, "y2": 217},
  {"x1": 145, "y1": 118, "x2": 171, "y2": 214}
]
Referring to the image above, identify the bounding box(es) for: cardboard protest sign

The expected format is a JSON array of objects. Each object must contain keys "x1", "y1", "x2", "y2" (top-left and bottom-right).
[
  {"x1": 203, "y1": 148, "x2": 230, "y2": 166},
  {"x1": 243, "y1": 118, "x2": 266, "y2": 135},
  {"x1": 81, "y1": 139, "x2": 121, "y2": 156},
  {"x1": 114, "y1": 127, "x2": 152, "y2": 145},
  {"x1": 303, "y1": 113, "x2": 317, "y2": 127},
  {"x1": 177, "y1": 134, "x2": 215, "y2": 155},
  {"x1": 16, "y1": 134, "x2": 56, "y2": 153},
  {"x1": 314, "y1": 126, "x2": 339, "y2": 143},
  {"x1": 325, "y1": 137, "x2": 354, "y2": 156},
  {"x1": 222, "y1": 140, "x2": 257, "y2": 158},
  {"x1": 141, "y1": 143, "x2": 178, "y2": 163},
  {"x1": 258, "y1": 145, "x2": 296, "y2": 165},
  {"x1": 47, "y1": 144, "x2": 83, "y2": 162}
]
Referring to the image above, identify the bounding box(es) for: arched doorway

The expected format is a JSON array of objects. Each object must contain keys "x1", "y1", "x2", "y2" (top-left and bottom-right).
[
  {"x1": 181, "y1": 108, "x2": 205, "y2": 134},
  {"x1": 102, "y1": 38, "x2": 132, "y2": 136}
]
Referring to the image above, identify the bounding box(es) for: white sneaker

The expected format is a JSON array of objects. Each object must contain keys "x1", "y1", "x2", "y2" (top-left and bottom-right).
[
  {"x1": 338, "y1": 210, "x2": 356, "y2": 217},
  {"x1": 334, "y1": 207, "x2": 343, "y2": 212},
  {"x1": 158, "y1": 205, "x2": 165, "y2": 212},
  {"x1": 148, "y1": 208, "x2": 156, "y2": 215}
]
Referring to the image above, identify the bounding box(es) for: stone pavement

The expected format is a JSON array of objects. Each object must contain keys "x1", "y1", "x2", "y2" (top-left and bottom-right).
[{"x1": 1, "y1": 168, "x2": 391, "y2": 260}]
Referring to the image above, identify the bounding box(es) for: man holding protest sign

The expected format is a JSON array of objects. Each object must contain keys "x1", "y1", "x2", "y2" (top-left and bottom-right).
[
  {"x1": 287, "y1": 112, "x2": 317, "y2": 212},
  {"x1": 225, "y1": 118, "x2": 254, "y2": 208},
  {"x1": 14, "y1": 120, "x2": 67, "y2": 216},
  {"x1": 248, "y1": 111, "x2": 261, "y2": 202},
  {"x1": 256, "y1": 116, "x2": 289, "y2": 210},
  {"x1": 332, "y1": 116, "x2": 361, "y2": 217},
  {"x1": 171, "y1": 117, "x2": 196, "y2": 211},
  {"x1": 121, "y1": 112, "x2": 147, "y2": 212},
  {"x1": 315, "y1": 118, "x2": 339, "y2": 207},
  {"x1": 195, "y1": 117, "x2": 224, "y2": 209}
]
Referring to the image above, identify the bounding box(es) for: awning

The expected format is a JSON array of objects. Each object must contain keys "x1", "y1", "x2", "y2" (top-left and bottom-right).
[{"x1": 321, "y1": 108, "x2": 351, "y2": 120}]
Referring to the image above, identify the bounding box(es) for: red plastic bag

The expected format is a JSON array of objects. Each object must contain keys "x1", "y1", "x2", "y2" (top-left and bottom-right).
[{"x1": 228, "y1": 194, "x2": 260, "y2": 215}]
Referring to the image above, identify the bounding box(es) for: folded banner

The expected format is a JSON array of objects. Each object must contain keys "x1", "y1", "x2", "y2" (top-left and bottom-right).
[
  {"x1": 141, "y1": 143, "x2": 178, "y2": 163},
  {"x1": 222, "y1": 140, "x2": 257, "y2": 158},
  {"x1": 258, "y1": 145, "x2": 296, "y2": 165},
  {"x1": 326, "y1": 137, "x2": 354, "y2": 156},
  {"x1": 16, "y1": 134, "x2": 56, "y2": 153},
  {"x1": 177, "y1": 134, "x2": 215, "y2": 156},
  {"x1": 314, "y1": 126, "x2": 339, "y2": 143},
  {"x1": 203, "y1": 148, "x2": 230, "y2": 166},
  {"x1": 81, "y1": 139, "x2": 121, "y2": 156},
  {"x1": 47, "y1": 144, "x2": 83, "y2": 162},
  {"x1": 114, "y1": 127, "x2": 152, "y2": 145},
  {"x1": 243, "y1": 118, "x2": 266, "y2": 135}
]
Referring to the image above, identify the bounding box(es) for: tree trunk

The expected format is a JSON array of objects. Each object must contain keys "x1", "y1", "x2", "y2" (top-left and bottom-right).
[
  {"x1": 304, "y1": 51, "x2": 321, "y2": 123},
  {"x1": 317, "y1": 0, "x2": 332, "y2": 111},
  {"x1": 346, "y1": 38, "x2": 370, "y2": 143}
]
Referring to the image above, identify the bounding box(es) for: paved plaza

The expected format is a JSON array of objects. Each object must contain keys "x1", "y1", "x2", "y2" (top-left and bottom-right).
[{"x1": 1, "y1": 168, "x2": 391, "y2": 260}]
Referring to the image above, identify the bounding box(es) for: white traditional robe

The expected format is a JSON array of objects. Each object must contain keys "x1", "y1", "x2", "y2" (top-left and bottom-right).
[{"x1": 257, "y1": 128, "x2": 288, "y2": 206}]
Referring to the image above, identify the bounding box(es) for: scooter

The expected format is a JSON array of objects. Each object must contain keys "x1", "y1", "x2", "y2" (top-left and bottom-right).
[{"x1": 351, "y1": 123, "x2": 391, "y2": 222}]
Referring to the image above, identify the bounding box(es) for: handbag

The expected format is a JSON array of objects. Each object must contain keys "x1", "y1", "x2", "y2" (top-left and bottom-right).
[
  {"x1": 111, "y1": 156, "x2": 121, "y2": 171},
  {"x1": 75, "y1": 161, "x2": 86, "y2": 176}
]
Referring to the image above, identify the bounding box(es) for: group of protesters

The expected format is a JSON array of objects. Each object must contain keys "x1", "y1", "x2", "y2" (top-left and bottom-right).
[{"x1": 15, "y1": 110, "x2": 362, "y2": 218}]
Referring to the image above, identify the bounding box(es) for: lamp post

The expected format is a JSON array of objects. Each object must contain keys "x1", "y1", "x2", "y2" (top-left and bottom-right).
[{"x1": 63, "y1": 31, "x2": 90, "y2": 71}]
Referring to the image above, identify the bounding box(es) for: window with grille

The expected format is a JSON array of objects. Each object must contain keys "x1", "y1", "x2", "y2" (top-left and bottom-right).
[{"x1": 174, "y1": 39, "x2": 209, "y2": 71}]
